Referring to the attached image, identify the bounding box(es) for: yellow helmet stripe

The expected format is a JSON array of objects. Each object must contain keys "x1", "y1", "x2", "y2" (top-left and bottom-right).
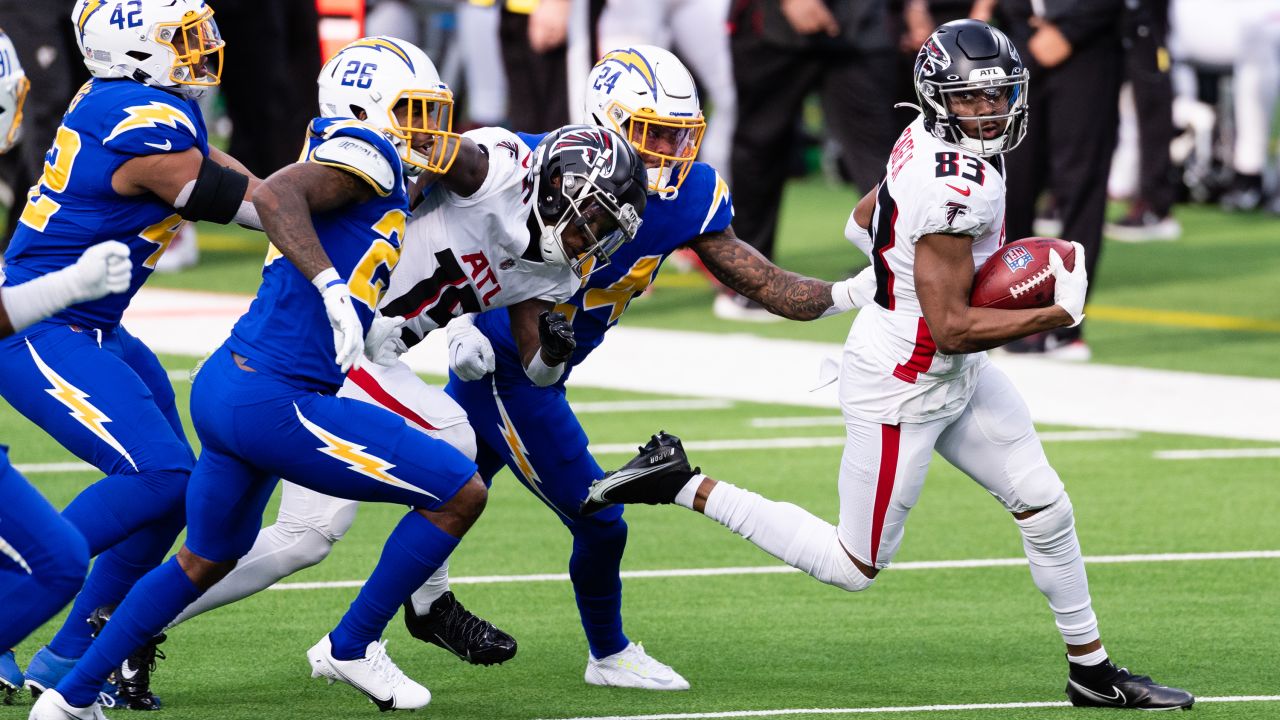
[
  {"x1": 345, "y1": 38, "x2": 415, "y2": 73},
  {"x1": 76, "y1": 0, "x2": 107, "y2": 41},
  {"x1": 600, "y1": 48, "x2": 657, "y2": 95}
]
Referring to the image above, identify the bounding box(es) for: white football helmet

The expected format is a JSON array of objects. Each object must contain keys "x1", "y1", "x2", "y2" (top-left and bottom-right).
[
  {"x1": 72, "y1": 0, "x2": 224, "y2": 99},
  {"x1": 317, "y1": 36, "x2": 459, "y2": 176},
  {"x1": 584, "y1": 45, "x2": 705, "y2": 195},
  {"x1": 0, "y1": 28, "x2": 29, "y2": 154}
]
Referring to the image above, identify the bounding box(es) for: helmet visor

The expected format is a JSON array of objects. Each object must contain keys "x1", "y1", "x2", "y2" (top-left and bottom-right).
[
  {"x1": 622, "y1": 106, "x2": 705, "y2": 194},
  {"x1": 390, "y1": 88, "x2": 461, "y2": 174},
  {"x1": 159, "y1": 8, "x2": 224, "y2": 88},
  {"x1": 927, "y1": 73, "x2": 1028, "y2": 155}
]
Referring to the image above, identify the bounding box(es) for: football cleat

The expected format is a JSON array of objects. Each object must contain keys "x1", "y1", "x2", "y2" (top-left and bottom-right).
[
  {"x1": 307, "y1": 635, "x2": 431, "y2": 712},
  {"x1": 403, "y1": 593, "x2": 517, "y2": 666},
  {"x1": 584, "y1": 642, "x2": 689, "y2": 691},
  {"x1": 27, "y1": 689, "x2": 108, "y2": 720},
  {"x1": 1066, "y1": 660, "x2": 1194, "y2": 710},
  {"x1": 87, "y1": 606, "x2": 164, "y2": 711},
  {"x1": 580, "y1": 432, "x2": 699, "y2": 516},
  {"x1": 24, "y1": 646, "x2": 79, "y2": 699},
  {"x1": 2, "y1": 649, "x2": 22, "y2": 704}
]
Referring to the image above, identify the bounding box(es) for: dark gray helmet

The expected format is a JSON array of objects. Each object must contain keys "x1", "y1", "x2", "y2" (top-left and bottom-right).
[
  {"x1": 914, "y1": 20, "x2": 1029, "y2": 157},
  {"x1": 531, "y1": 124, "x2": 647, "y2": 278}
]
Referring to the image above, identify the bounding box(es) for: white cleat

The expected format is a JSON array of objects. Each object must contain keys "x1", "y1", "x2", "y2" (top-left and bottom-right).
[
  {"x1": 28, "y1": 689, "x2": 108, "y2": 720},
  {"x1": 307, "y1": 635, "x2": 431, "y2": 711},
  {"x1": 584, "y1": 642, "x2": 690, "y2": 691}
]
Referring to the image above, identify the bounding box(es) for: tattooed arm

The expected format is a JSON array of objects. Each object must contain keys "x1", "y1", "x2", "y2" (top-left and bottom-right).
[
  {"x1": 252, "y1": 163, "x2": 375, "y2": 281},
  {"x1": 688, "y1": 225, "x2": 838, "y2": 321}
]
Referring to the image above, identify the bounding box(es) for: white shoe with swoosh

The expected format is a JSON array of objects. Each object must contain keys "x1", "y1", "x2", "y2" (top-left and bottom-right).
[
  {"x1": 307, "y1": 635, "x2": 431, "y2": 711},
  {"x1": 585, "y1": 642, "x2": 689, "y2": 691}
]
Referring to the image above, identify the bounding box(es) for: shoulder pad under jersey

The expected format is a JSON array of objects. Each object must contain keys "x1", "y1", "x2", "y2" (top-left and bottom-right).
[{"x1": 311, "y1": 135, "x2": 397, "y2": 197}]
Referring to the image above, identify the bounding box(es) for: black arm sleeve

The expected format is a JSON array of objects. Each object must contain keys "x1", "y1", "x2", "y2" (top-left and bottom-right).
[{"x1": 177, "y1": 155, "x2": 250, "y2": 224}]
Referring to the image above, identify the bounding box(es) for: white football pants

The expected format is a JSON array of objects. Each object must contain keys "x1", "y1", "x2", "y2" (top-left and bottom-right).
[
  {"x1": 169, "y1": 361, "x2": 474, "y2": 626},
  {"x1": 701, "y1": 362, "x2": 1100, "y2": 647}
]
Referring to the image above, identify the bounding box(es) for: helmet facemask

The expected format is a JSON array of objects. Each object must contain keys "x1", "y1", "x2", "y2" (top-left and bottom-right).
[
  {"x1": 0, "y1": 73, "x2": 30, "y2": 153},
  {"x1": 611, "y1": 104, "x2": 704, "y2": 196},
  {"x1": 387, "y1": 89, "x2": 460, "y2": 175},
  {"x1": 919, "y1": 73, "x2": 1027, "y2": 157},
  {"x1": 535, "y1": 168, "x2": 643, "y2": 279},
  {"x1": 153, "y1": 7, "x2": 224, "y2": 96}
]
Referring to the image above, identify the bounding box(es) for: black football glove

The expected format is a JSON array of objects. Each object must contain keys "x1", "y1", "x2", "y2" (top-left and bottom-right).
[{"x1": 538, "y1": 310, "x2": 576, "y2": 365}]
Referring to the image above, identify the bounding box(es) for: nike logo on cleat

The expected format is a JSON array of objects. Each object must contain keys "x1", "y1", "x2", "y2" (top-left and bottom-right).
[{"x1": 1069, "y1": 679, "x2": 1126, "y2": 705}]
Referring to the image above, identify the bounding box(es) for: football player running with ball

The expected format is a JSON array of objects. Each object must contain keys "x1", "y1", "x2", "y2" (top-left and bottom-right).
[
  {"x1": 582, "y1": 22, "x2": 1194, "y2": 711},
  {"x1": 1, "y1": 1, "x2": 262, "y2": 709},
  {"x1": 27, "y1": 36, "x2": 522, "y2": 718}
]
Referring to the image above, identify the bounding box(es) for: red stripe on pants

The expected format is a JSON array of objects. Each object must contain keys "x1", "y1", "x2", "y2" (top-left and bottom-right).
[
  {"x1": 347, "y1": 367, "x2": 439, "y2": 432},
  {"x1": 870, "y1": 423, "x2": 901, "y2": 567}
]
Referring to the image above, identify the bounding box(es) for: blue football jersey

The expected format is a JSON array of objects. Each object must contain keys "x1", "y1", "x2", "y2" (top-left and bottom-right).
[
  {"x1": 2, "y1": 79, "x2": 208, "y2": 329},
  {"x1": 226, "y1": 118, "x2": 408, "y2": 392},
  {"x1": 474, "y1": 131, "x2": 733, "y2": 380}
]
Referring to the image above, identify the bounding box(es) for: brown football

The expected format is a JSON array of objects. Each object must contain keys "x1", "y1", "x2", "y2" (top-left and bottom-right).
[{"x1": 969, "y1": 237, "x2": 1075, "y2": 310}]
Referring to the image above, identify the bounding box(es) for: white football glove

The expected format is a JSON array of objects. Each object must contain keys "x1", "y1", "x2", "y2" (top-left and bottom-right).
[
  {"x1": 448, "y1": 320, "x2": 496, "y2": 381},
  {"x1": 1049, "y1": 241, "x2": 1088, "y2": 328},
  {"x1": 318, "y1": 277, "x2": 364, "y2": 373},
  {"x1": 70, "y1": 241, "x2": 133, "y2": 303},
  {"x1": 364, "y1": 314, "x2": 408, "y2": 367}
]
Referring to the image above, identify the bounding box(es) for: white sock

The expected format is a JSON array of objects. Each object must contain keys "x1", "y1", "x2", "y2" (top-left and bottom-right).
[
  {"x1": 674, "y1": 473, "x2": 705, "y2": 509},
  {"x1": 409, "y1": 560, "x2": 451, "y2": 615},
  {"x1": 1069, "y1": 646, "x2": 1109, "y2": 666},
  {"x1": 1016, "y1": 495, "x2": 1100, "y2": 647},
  {"x1": 699, "y1": 480, "x2": 872, "y2": 592}
]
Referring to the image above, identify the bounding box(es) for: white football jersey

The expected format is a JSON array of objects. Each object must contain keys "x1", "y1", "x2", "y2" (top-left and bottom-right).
[
  {"x1": 380, "y1": 127, "x2": 580, "y2": 345},
  {"x1": 841, "y1": 115, "x2": 1007, "y2": 424}
]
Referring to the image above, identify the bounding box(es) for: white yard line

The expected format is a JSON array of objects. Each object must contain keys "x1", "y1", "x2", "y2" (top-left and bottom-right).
[
  {"x1": 1155, "y1": 448, "x2": 1280, "y2": 460},
  {"x1": 538, "y1": 696, "x2": 1280, "y2": 720},
  {"x1": 266, "y1": 549, "x2": 1280, "y2": 592},
  {"x1": 751, "y1": 416, "x2": 845, "y2": 428},
  {"x1": 14, "y1": 461, "x2": 97, "y2": 474}
]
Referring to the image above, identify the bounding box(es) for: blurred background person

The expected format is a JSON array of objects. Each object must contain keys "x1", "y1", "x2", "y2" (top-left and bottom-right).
[
  {"x1": 597, "y1": 0, "x2": 736, "y2": 179},
  {"x1": 1000, "y1": 0, "x2": 1126, "y2": 361},
  {"x1": 500, "y1": 0, "x2": 606, "y2": 132},
  {"x1": 717, "y1": 0, "x2": 896, "y2": 321},
  {"x1": 0, "y1": 3, "x2": 84, "y2": 247},
  {"x1": 891, "y1": 0, "x2": 997, "y2": 106},
  {"x1": 1105, "y1": 0, "x2": 1180, "y2": 242}
]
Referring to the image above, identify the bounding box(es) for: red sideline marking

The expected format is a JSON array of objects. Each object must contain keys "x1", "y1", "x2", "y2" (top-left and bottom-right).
[
  {"x1": 870, "y1": 423, "x2": 901, "y2": 566},
  {"x1": 893, "y1": 317, "x2": 937, "y2": 383},
  {"x1": 347, "y1": 367, "x2": 438, "y2": 431}
]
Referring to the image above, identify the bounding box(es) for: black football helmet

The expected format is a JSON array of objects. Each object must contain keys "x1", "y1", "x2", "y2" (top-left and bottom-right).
[
  {"x1": 531, "y1": 125, "x2": 647, "y2": 278},
  {"x1": 914, "y1": 20, "x2": 1029, "y2": 157}
]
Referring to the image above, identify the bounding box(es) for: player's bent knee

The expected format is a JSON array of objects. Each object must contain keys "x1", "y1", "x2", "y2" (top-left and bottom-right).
[
  {"x1": 435, "y1": 475, "x2": 488, "y2": 524},
  {"x1": 263, "y1": 520, "x2": 338, "y2": 570},
  {"x1": 176, "y1": 546, "x2": 238, "y2": 591},
  {"x1": 432, "y1": 422, "x2": 477, "y2": 462},
  {"x1": 1011, "y1": 460, "x2": 1065, "y2": 511},
  {"x1": 1015, "y1": 494, "x2": 1076, "y2": 549}
]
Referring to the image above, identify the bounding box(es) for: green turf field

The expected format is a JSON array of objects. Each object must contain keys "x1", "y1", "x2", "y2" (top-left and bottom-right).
[
  {"x1": 3, "y1": 357, "x2": 1279, "y2": 719},
  {"x1": 2, "y1": 184, "x2": 1279, "y2": 719}
]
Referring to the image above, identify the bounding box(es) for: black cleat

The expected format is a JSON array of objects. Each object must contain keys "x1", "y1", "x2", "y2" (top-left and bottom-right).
[
  {"x1": 1066, "y1": 659, "x2": 1194, "y2": 711},
  {"x1": 88, "y1": 606, "x2": 166, "y2": 711},
  {"x1": 580, "y1": 431, "x2": 699, "y2": 516},
  {"x1": 403, "y1": 593, "x2": 517, "y2": 666}
]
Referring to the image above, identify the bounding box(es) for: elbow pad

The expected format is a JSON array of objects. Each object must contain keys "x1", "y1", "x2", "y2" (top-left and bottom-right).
[{"x1": 175, "y1": 156, "x2": 250, "y2": 224}]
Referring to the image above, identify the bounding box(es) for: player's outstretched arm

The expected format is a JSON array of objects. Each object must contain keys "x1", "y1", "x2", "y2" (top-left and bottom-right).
[
  {"x1": 112, "y1": 146, "x2": 263, "y2": 229},
  {"x1": 915, "y1": 232, "x2": 1077, "y2": 354},
  {"x1": 0, "y1": 241, "x2": 132, "y2": 337},
  {"x1": 422, "y1": 136, "x2": 488, "y2": 198},
  {"x1": 689, "y1": 226, "x2": 869, "y2": 321},
  {"x1": 509, "y1": 297, "x2": 574, "y2": 386}
]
